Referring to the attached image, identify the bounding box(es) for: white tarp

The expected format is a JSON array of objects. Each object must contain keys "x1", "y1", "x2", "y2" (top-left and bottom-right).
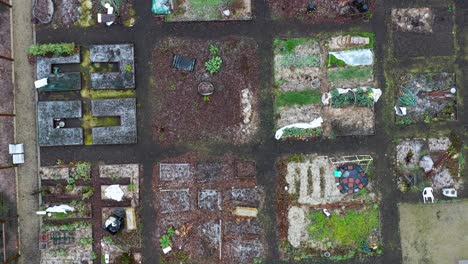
[
  {"x1": 104, "y1": 185, "x2": 125, "y2": 201},
  {"x1": 329, "y1": 49, "x2": 374, "y2": 66},
  {"x1": 275, "y1": 117, "x2": 323, "y2": 140},
  {"x1": 45, "y1": 204, "x2": 75, "y2": 214}
]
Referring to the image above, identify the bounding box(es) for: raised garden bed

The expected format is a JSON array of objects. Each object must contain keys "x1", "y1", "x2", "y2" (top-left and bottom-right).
[
  {"x1": 152, "y1": 152, "x2": 266, "y2": 263},
  {"x1": 273, "y1": 33, "x2": 378, "y2": 140},
  {"x1": 151, "y1": 37, "x2": 260, "y2": 145},
  {"x1": 40, "y1": 222, "x2": 95, "y2": 263}
]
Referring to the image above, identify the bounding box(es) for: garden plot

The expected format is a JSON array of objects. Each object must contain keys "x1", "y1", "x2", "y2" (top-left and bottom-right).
[
  {"x1": 152, "y1": 153, "x2": 265, "y2": 263},
  {"x1": 395, "y1": 136, "x2": 464, "y2": 194},
  {"x1": 40, "y1": 222, "x2": 94, "y2": 263},
  {"x1": 151, "y1": 37, "x2": 260, "y2": 145},
  {"x1": 99, "y1": 164, "x2": 142, "y2": 250},
  {"x1": 34, "y1": 43, "x2": 137, "y2": 146},
  {"x1": 268, "y1": 0, "x2": 374, "y2": 23},
  {"x1": 399, "y1": 201, "x2": 468, "y2": 264},
  {"x1": 391, "y1": 7, "x2": 454, "y2": 57},
  {"x1": 395, "y1": 72, "x2": 457, "y2": 125},
  {"x1": 33, "y1": 0, "x2": 137, "y2": 28},
  {"x1": 101, "y1": 237, "x2": 142, "y2": 264},
  {"x1": 273, "y1": 34, "x2": 379, "y2": 139},
  {"x1": 101, "y1": 207, "x2": 142, "y2": 249},
  {"x1": 164, "y1": 0, "x2": 251, "y2": 22},
  {"x1": 276, "y1": 154, "x2": 382, "y2": 261},
  {"x1": 39, "y1": 162, "x2": 94, "y2": 202}
]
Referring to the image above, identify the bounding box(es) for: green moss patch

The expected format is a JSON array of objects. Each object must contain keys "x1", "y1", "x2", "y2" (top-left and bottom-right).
[
  {"x1": 328, "y1": 66, "x2": 373, "y2": 83},
  {"x1": 275, "y1": 89, "x2": 321, "y2": 107},
  {"x1": 308, "y1": 205, "x2": 380, "y2": 248}
]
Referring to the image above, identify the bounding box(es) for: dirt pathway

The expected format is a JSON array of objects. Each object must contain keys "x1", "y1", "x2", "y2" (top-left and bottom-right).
[{"x1": 11, "y1": 0, "x2": 40, "y2": 263}]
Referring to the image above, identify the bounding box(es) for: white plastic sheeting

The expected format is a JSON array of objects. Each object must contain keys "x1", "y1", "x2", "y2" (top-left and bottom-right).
[
  {"x1": 275, "y1": 117, "x2": 323, "y2": 140},
  {"x1": 45, "y1": 204, "x2": 75, "y2": 214},
  {"x1": 329, "y1": 49, "x2": 374, "y2": 66},
  {"x1": 104, "y1": 185, "x2": 125, "y2": 201}
]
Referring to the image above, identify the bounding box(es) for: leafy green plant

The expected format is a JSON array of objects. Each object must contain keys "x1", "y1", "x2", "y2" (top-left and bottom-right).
[
  {"x1": 160, "y1": 226, "x2": 176, "y2": 249},
  {"x1": 327, "y1": 54, "x2": 346, "y2": 68},
  {"x1": 275, "y1": 89, "x2": 321, "y2": 107},
  {"x1": 282, "y1": 127, "x2": 323, "y2": 138},
  {"x1": 396, "y1": 116, "x2": 415, "y2": 125},
  {"x1": 81, "y1": 186, "x2": 94, "y2": 200},
  {"x1": 28, "y1": 43, "x2": 76, "y2": 56},
  {"x1": 166, "y1": 226, "x2": 175, "y2": 237},
  {"x1": 205, "y1": 56, "x2": 222, "y2": 75},
  {"x1": 398, "y1": 86, "x2": 416, "y2": 106},
  {"x1": 279, "y1": 54, "x2": 320, "y2": 68},
  {"x1": 72, "y1": 162, "x2": 91, "y2": 181},
  {"x1": 209, "y1": 44, "x2": 219, "y2": 56},
  {"x1": 127, "y1": 184, "x2": 137, "y2": 192},
  {"x1": 159, "y1": 234, "x2": 171, "y2": 249},
  {"x1": 103, "y1": 236, "x2": 113, "y2": 244},
  {"x1": 331, "y1": 88, "x2": 374, "y2": 108},
  {"x1": 80, "y1": 237, "x2": 93, "y2": 246},
  {"x1": 124, "y1": 64, "x2": 133, "y2": 72},
  {"x1": 203, "y1": 95, "x2": 210, "y2": 102},
  {"x1": 90, "y1": 251, "x2": 98, "y2": 260}
]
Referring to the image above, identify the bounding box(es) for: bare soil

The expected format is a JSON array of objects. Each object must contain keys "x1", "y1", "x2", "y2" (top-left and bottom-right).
[
  {"x1": 151, "y1": 37, "x2": 260, "y2": 146},
  {"x1": 268, "y1": 0, "x2": 375, "y2": 23}
]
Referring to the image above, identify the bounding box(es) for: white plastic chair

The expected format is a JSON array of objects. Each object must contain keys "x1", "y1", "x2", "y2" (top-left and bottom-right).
[{"x1": 422, "y1": 187, "x2": 434, "y2": 203}]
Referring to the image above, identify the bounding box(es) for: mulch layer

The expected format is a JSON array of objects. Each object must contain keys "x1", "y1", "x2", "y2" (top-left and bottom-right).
[{"x1": 151, "y1": 37, "x2": 260, "y2": 146}]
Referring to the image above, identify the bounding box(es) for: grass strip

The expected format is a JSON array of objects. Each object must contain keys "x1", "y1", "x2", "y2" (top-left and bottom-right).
[
  {"x1": 328, "y1": 66, "x2": 373, "y2": 83},
  {"x1": 275, "y1": 89, "x2": 322, "y2": 107}
]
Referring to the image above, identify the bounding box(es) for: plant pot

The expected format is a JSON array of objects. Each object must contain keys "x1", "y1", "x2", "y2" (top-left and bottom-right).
[{"x1": 198, "y1": 81, "x2": 214, "y2": 96}]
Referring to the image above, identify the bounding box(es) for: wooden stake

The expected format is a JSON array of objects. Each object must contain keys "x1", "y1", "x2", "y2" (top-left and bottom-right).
[
  {"x1": 0, "y1": 54, "x2": 13, "y2": 61},
  {"x1": 0, "y1": 0, "x2": 12, "y2": 8}
]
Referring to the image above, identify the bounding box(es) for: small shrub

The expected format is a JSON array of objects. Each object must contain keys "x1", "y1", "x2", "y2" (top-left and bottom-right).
[
  {"x1": 127, "y1": 184, "x2": 137, "y2": 192},
  {"x1": 28, "y1": 43, "x2": 76, "y2": 56},
  {"x1": 124, "y1": 64, "x2": 133, "y2": 72},
  {"x1": 81, "y1": 186, "x2": 94, "y2": 200},
  {"x1": 205, "y1": 56, "x2": 222, "y2": 75},
  {"x1": 90, "y1": 251, "x2": 98, "y2": 260},
  {"x1": 159, "y1": 234, "x2": 171, "y2": 249},
  {"x1": 72, "y1": 162, "x2": 91, "y2": 181},
  {"x1": 209, "y1": 44, "x2": 219, "y2": 56}
]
